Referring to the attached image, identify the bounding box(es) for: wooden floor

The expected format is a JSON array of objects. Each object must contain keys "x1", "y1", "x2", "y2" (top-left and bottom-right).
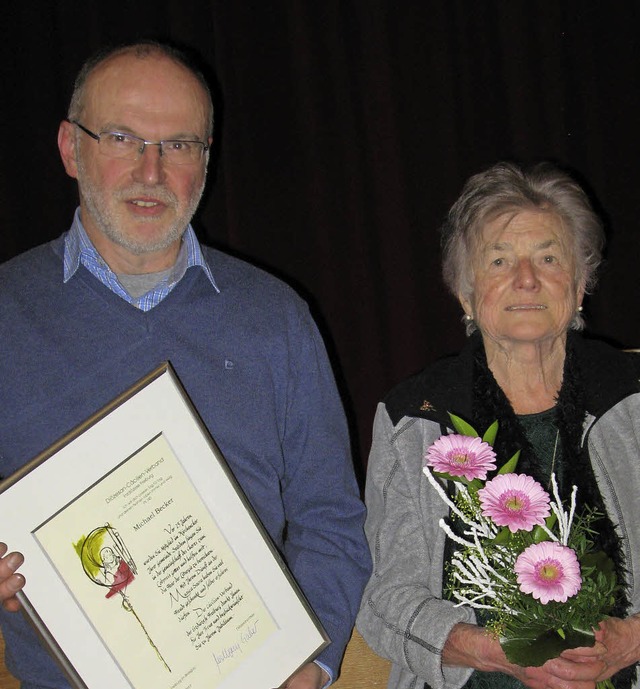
[
  {"x1": 0, "y1": 628, "x2": 20, "y2": 689},
  {"x1": 0, "y1": 626, "x2": 388, "y2": 689},
  {"x1": 333, "y1": 628, "x2": 391, "y2": 688}
]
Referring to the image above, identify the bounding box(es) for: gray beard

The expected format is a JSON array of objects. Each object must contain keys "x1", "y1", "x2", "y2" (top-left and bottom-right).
[{"x1": 76, "y1": 155, "x2": 206, "y2": 256}]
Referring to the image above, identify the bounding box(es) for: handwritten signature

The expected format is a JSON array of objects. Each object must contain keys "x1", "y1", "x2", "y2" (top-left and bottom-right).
[{"x1": 212, "y1": 620, "x2": 260, "y2": 673}]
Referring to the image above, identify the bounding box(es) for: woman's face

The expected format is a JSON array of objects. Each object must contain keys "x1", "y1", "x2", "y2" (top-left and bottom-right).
[{"x1": 460, "y1": 209, "x2": 583, "y2": 349}]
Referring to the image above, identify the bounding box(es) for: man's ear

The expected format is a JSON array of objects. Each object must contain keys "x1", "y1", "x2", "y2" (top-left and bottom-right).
[{"x1": 58, "y1": 120, "x2": 79, "y2": 179}]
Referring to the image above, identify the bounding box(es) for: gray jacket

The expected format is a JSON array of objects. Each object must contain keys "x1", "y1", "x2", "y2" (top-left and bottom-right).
[{"x1": 357, "y1": 335, "x2": 640, "y2": 689}]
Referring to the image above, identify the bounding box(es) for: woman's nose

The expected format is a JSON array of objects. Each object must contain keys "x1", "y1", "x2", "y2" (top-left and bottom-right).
[{"x1": 514, "y1": 259, "x2": 539, "y2": 289}]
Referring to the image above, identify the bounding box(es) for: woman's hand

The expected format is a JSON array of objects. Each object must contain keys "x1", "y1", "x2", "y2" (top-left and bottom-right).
[
  {"x1": 529, "y1": 641, "x2": 607, "y2": 689},
  {"x1": 0, "y1": 542, "x2": 25, "y2": 612},
  {"x1": 587, "y1": 615, "x2": 640, "y2": 680},
  {"x1": 444, "y1": 623, "x2": 608, "y2": 689}
]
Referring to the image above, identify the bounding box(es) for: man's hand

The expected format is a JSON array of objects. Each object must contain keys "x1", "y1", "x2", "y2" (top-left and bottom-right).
[
  {"x1": 0, "y1": 543, "x2": 25, "y2": 612},
  {"x1": 277, "y1": 661, "x2": 329, "y2": 689}
]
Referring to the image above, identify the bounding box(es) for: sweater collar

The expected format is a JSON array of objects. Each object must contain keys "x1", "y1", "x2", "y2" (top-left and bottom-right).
[{"x1": 63, "y1": 207, "x2": 219, "y2": 294}]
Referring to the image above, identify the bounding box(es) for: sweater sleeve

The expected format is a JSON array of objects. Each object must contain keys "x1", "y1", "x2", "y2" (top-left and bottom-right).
[
  {"x1": 356, "y1": 404, "x2": 476, "y2": 689},
  {"x1": 279, "y1": 303, "x2": 371, "y2": 677}
]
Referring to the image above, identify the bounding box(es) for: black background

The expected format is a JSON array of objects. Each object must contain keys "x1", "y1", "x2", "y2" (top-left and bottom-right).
[{"x1": 2, "y1": 2, "x2": 639, "y2": 472}]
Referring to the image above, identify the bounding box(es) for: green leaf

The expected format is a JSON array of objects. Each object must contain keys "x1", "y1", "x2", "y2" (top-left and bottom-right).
[
  {"x1": 491, "y1": 527, "x2": 513, "y2": 545},
  {"x1": 431, "y1": 471, "x2": 484, "y2": 496},
  {"x1": 498, "y1": 450, "x2": 520, "y2": 475},
  {"x1": 597, "y1": 679, "x2": 616, "y2": 689},
  {"x1": 502, "y1": 627, "x2": 595, "y2": 667},
  {"x1": 482, "y1": 420, "x2": 499, "y2": 446},
  {"x1": 581, "y1": 551, "x2": 615, "y2": 579},
  {"x1": 432, "y1": 470, "x2": 471, "y2": 486},
  {"x1": 532, "y1": 524, "x2": 551, "y2": 543},
  {"x1": 467, "y1": 478, "x2": 483, "y2": 492},
  {"x1": 530, "y1": 510, "x2": 557, "y2": 543},
  {"x1": 448, "y1": 413, "x2": 479, "y2": 438}
]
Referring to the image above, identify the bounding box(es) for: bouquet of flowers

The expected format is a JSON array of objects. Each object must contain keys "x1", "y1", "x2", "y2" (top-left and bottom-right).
[{"x1": 423, "y1": 413, "x2": 620, "y2": 669}]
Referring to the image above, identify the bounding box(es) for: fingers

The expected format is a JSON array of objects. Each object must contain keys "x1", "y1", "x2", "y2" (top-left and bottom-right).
[
  {"x1": 523, "y1": 664, "x2": 600, "y2": 689},
  {"x1": 560, "y1": 641, "x2": 607, "y2": 663},
  {"x1": 0, "y1": 543, "x2": 25, "y2": 612},
  {"x1": 543, "y1": 656, "x2": 607, "y2": 683},
  {"x1": 276, "y1": 662, "x2": 328, "y2": 689}
]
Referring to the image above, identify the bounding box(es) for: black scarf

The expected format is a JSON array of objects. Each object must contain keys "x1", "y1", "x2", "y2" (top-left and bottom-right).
[{"x1": 470, "y1": 334, "x2": 635, "y2": 689}]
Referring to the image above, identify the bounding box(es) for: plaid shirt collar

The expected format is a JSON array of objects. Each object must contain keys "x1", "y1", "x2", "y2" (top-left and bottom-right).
[{"x1": 63, "y1": 208, "x2": 219, "y2": 311}]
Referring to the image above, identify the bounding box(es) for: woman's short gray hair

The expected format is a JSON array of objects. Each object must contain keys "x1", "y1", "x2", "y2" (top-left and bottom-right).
[{"x1": 441, "y1": 161, "x2": 605, "y2": 333}]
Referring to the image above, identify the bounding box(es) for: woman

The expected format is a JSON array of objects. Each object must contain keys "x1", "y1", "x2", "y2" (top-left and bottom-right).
[{"x1": 356, "y1": 161, "x2": 640, "y2": 689}]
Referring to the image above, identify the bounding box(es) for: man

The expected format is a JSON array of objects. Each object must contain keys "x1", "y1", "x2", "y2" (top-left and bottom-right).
[{"x1": 0, "y1": 41, "x2": 370, "y2": 688}]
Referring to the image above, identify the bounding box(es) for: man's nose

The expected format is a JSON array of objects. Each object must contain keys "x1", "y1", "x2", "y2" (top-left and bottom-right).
[{"x1": 131, "y1": 143, "x2": 165, "y2": 185}]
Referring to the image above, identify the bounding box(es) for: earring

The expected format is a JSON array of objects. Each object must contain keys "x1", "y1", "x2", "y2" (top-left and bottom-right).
[
  {"x1": 578, "y1": 306, "x2": 583, "y2": 313},
  {"x1": 463, "y1": 314, "x2": 474, "y2": 322}
]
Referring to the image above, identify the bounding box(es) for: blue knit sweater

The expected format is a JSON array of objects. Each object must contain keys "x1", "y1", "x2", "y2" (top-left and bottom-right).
[{"x1": 0, "y1": 233, "x2": 370, "y2": 688}]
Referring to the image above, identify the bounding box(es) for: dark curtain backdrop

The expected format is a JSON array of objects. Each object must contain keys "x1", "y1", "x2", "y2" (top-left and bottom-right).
[{"x1": 2, "y1": 2, "x2": 640, "y2": 474}]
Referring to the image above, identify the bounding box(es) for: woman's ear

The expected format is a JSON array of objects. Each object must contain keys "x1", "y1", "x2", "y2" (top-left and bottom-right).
[{"x1": 458, "y1": 293, "x2": 473, "y2": 320}]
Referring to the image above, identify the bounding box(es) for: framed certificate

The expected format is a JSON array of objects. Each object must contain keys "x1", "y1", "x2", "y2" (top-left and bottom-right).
[{"x1": 0, "y1": 363, "x2": 329, "y2": 689}]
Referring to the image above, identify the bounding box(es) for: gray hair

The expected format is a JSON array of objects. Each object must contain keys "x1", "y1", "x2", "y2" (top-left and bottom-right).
[
  {"x1": 440, "y1": 161, "x2": 605, "y2": 334},
  {"x1": 67, "y1": 40, "x2": 214, "y2": 138}
]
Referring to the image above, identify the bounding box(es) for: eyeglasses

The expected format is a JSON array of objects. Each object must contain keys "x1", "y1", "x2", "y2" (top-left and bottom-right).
[{"x1": 70, "y1": 120, "x2": 209, "y2": 165}]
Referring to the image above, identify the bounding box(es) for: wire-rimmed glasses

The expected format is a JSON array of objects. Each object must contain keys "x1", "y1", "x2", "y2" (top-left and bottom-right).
[{"x1": 70, "y1": 120, "x2": 209, "y2": 165}]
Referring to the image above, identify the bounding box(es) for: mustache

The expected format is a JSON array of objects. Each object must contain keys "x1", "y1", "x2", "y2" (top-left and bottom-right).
[{"x1": 114, "y1": 184, "x2": 178, "y2": 206}]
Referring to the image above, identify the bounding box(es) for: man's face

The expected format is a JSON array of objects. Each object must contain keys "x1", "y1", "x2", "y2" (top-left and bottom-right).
[{"x1": 59, "y1": 52, "x2": 211, "y2": 273}]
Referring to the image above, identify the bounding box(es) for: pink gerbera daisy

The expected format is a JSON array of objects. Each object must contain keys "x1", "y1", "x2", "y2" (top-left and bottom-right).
[
  {"x1": 478, "y1": 473, "x2": 550, "y2": 532},
  {"x1": 425, "y1": 434, "x2": 497, "y2": 481},
  {"x1": 514, "y1": 541, "x2": 582, "y2": 604}
]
